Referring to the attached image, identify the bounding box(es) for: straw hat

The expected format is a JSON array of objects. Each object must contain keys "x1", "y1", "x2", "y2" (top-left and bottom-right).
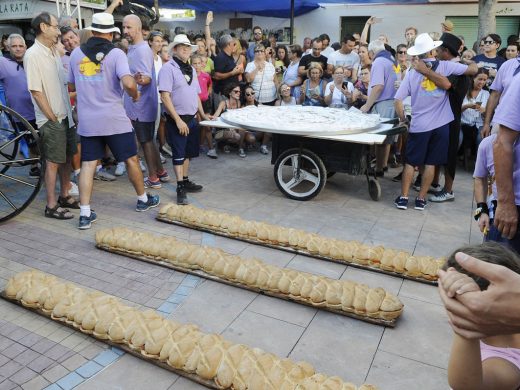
[
  {"x1": 85, "y1": 13, "x2": 120, "y2": 34},
  {"x1": 407, "y1": 33, "x2": 443, "y2": 56},
  {"x1": 171, "y1": 34, "x2": 198, "y2": 52}
]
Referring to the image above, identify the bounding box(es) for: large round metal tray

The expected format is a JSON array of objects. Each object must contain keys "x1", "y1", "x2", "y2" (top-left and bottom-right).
[{"x1": 220, "y1": 105, "x2": 381, "y2": 136}]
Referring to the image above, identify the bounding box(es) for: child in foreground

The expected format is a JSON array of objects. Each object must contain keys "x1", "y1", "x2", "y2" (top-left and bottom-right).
[{"x1": 443, "y1": 242, "x2": 520, "y2": 390}]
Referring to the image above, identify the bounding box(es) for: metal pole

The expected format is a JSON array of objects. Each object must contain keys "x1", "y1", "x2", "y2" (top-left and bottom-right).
[{"x1": 290, "y1": 0, "x2": 294, "y2": 44}]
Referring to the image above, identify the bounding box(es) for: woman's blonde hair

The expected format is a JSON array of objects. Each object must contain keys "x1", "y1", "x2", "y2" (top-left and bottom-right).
[{"x1": 306, "y1": 62, "x2": 323, "y2": 78}]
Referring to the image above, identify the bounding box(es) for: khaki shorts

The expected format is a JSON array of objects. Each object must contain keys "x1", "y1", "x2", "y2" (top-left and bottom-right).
[{"x1": 39, "y1": 118, "x2": 77, "y2": 164}]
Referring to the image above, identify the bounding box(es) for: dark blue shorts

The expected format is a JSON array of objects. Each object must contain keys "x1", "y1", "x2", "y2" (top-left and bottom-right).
[
  {"x1": 80, "y1": 131, "x2": 137, "y2": 162},
  {"x1": 405, "y1": 124, "x2": 449, "y2": 166},
  {"x1": 165, "y1": 115, "x2": 200, "y2": 166}
]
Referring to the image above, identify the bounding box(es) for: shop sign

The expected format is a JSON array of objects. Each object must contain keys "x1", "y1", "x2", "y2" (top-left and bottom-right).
[{"x1": 0, "y1": 0, "x2": 37, "y2": 20}]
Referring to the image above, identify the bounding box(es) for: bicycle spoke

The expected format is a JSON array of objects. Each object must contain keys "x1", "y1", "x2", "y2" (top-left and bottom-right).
[
  {"x1": 0, "y1": 189, "x2": 17, "y2": 210},
  {"x1": 0, "y1": 157, "x2": 40, "y2": 166},
  {"x1": 0, "y1": 172, "x2": 36, "y2": 187},
  {"x1": 0, "y1": 130, "x2": 30, "y2": 153}
]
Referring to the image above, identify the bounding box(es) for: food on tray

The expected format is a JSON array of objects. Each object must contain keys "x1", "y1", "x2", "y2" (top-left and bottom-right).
[
  {"x1": 158, "y1": 204, "x2": 444, "y2": 281},
  {"x1": 4, "y1": 270, "x2": 377, "y2": 390},
  {"x1": 220, "y1": 105, "x2": 380, "y2": 134},
  {"x1": 95, "y1": 228, "x2": 403, "y2": 321}
]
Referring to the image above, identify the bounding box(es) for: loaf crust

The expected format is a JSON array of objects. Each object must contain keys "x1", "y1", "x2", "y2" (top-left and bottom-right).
[
  {"x1": 4, "y1": 270, "x2": 377, "y2": 390},
  {"x1": 158, "y1": 204, "x2": 444, "y2": 281},
  {"x1": 95, "y1": 227, "x2": 403, "y2": 321}
]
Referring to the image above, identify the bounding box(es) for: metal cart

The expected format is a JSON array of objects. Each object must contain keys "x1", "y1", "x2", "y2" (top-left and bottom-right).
[
  {"x1": 201, "y1": 117, "x2": 405, "y2": 202},
  {"x1": 0, "y1": 104, "x2": 43, "y2": 222}
]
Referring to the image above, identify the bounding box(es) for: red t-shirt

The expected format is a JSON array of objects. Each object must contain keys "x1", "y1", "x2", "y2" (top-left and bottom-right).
[{"x1": 197, "y1": 71, "x2": 212, "y2": 102}]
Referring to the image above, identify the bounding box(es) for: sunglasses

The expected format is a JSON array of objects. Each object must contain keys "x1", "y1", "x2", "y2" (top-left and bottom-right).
[
  {"x1": 254, "y1": 50, "x2": 264, "y2": 53},
  {"x1": 398, "y1": 50, "x2": 407, "y2": 54},
  {"x1": 484, "y1": 40, "x2": 495, "y2": 45},
  {"x1": 246, "y1": 91, "x2": 255, "y2": 96},
  {"x1": 232, "y1": 89, "x2": 241, "y2": 93}
]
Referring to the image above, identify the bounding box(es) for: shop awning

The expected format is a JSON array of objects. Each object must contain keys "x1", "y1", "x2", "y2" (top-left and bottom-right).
[{"x1": 137, "y1": 0, "x2": 430, "y2": 18}]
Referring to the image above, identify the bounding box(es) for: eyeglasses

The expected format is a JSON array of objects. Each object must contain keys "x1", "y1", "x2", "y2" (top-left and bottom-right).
[
  {"x1": 46, "y1": 23, "x2": 60, "y2": 30},
  {"x1": 483, "y1": 40, "x2": 495, "y2": 45},
  {"x1": 246, "y1": 92, "x2": 255, "y2": 96},
  {"x1": 254, "y1": 32, "x2": 262, "y2": 36},
  {"x1": 398, "y1": 50, "x2": 407, "y2": 54}
]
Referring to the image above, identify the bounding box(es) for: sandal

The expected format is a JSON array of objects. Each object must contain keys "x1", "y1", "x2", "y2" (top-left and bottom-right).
[
  {"x1": 58, "y1": 195, "x2": 80, "y2": 209},
  {"x1": 45, "y1": 204, "x2": 74, "y2": 220}
]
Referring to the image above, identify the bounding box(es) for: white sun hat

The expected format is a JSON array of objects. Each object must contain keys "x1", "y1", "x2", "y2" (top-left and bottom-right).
[
  {"x1": 171, "y1": 34, "x2": 198, "y2": 52},
  {"x1": 407, "y1": 33, "x2": 443, "y2": 56},
  {"x1": 85, "y1": 13, "x2": 120, "y2": 34}
]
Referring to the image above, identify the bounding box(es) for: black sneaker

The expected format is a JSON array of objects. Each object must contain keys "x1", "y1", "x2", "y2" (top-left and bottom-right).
[
  {"x1": 414, "y1": 197, "x2": 427, "y2": 210},
  {"x1": 177, "y1": 185, "x2": 188, "y2": 205},
  {"x1": 183, "y1": 179, "x2": 203, "y2": 193},
  {"x1": 78, "y1": 211, "x2": 98, "y2": 230},
  {"x1": 29, "y1": 166, "x2": 41, "y2": 179},
  {"x1": 394, "y1": 196, "x2": 409, "y2": 210},
  {"x1": 413, "y1": 174, "x2": 422, "y2": 191}
]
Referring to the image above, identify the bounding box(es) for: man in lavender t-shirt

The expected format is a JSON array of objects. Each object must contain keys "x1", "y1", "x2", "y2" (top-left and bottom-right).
[
  {"x1": 360, "y1": 39, "x2": 398, "y2": 176},
  {"x1": 0, "y1": 34, "x2": 39, "y2": 178},
  {"x1": 123, "y1": 14, "x2": 166, "y2": 189},
  {"x1": 481, "y1": 58, "x2": 520, "y2": 137},
  {"x1": 0, "y1": 34, "x2": 36, "y2": 124},
  {"x1": 158, "y1": 34, "x2": 209, "y2": 205},
  {"x1": 393, "y1": 33, "x2": 467, "y2": 211},
  {"x1": 491, "y1": 71, "x2": 520, "y2": 250},
  {"x1": 68, "y1": 12, "x2": 159, "y2": 230}
]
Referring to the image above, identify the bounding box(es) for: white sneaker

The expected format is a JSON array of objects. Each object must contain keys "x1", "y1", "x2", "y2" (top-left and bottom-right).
[
  {"x1": 207, "y1": 148, "x2": 218, "y2": 159},
  {"x1": 115, "y1": 162, "x2": 126, "y2": 176},
  {"x1": 69, "y1": 181, "x2": 79, "y2": 196},
  {"x1": 160, "y1": 154, "x2": 167, "y2": 164},
  {"x1": 238, "y1": 148, "x2": 246, "y2": 158},
  {"x1": 429, "y1": 190, "x2": 455, "y2": 202},
  {"x1": 259, "y1": 145, "x2": 269, "y2": 155},
  {"x1": 139, "y1": 159, "x2": 147, "y2": 172}
]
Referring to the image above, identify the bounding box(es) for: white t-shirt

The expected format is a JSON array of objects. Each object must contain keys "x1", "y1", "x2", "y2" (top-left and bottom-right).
[
  {"x1": 321, "y1": 46, "x2": 335, "y2": 58},
  {"x1": 327, "y1": 50, "x2": 360, "y2": 70},
  {"x1": 245, "y1": 61, "x2": 277, "y2": 103},
  {"x1": 325, "y1": 81, "x2": 354, "y2": 106},
  {"x1": 461, "y1": 89, "x2": 490, "y2": 127}
]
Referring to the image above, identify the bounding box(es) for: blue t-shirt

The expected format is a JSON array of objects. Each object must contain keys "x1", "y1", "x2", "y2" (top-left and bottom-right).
[{"x1": 472, "y1": 54, "x2": 506, "y2": 71}]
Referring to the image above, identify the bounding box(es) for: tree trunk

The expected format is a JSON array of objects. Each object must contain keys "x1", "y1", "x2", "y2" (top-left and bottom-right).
[{"x1": 478, "y1": 0, "x2": 497, "y2": 40}]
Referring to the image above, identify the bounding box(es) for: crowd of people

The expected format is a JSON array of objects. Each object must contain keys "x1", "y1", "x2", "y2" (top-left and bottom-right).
[
  {"x1": 0, "y1": 8, "x2": 518, "y2": 227},
  {"x1": 2, "y1": 7, "x2": 520, "y2": 389}
]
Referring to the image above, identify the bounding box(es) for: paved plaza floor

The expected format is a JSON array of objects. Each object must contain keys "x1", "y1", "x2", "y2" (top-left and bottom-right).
[{"x1": 0, "y1": 149, "x2": 483, "y2": 389}]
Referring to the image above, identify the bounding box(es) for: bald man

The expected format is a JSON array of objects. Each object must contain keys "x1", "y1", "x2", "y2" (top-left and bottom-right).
[{"x1": 122, "y1": 15, "x2": 167, "y2": 189}]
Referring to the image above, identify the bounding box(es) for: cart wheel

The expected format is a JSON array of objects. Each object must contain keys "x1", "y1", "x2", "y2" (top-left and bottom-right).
[
  {"x1": 327, "y1": 172, "x2": 336, "y2": 179},
  {"x1": 368, "y1": 177, "x2": 381, "y2": 201},
  {"x1": 0, "y1": 105, "x2": 43, "y2": 223},
  {"x1": 274, "y1": 148, "x2": 326, "y2": 201}
]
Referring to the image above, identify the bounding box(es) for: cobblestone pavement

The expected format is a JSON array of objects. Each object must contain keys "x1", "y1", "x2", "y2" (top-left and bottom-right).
[{"x1": 0, "y1": 150, "x2": 482, "y2": 389}]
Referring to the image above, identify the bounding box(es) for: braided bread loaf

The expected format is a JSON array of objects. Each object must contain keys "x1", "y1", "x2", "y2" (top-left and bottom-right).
[
  {"x1": 95, "y1": 228, "x2": 403, "y2": 321},
  {"x1": 4, "y1": 270, "x2": 377, "y2": 390},
  {"x1": 158, "y1": 203, "x2": 444, "y2": 281}
]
